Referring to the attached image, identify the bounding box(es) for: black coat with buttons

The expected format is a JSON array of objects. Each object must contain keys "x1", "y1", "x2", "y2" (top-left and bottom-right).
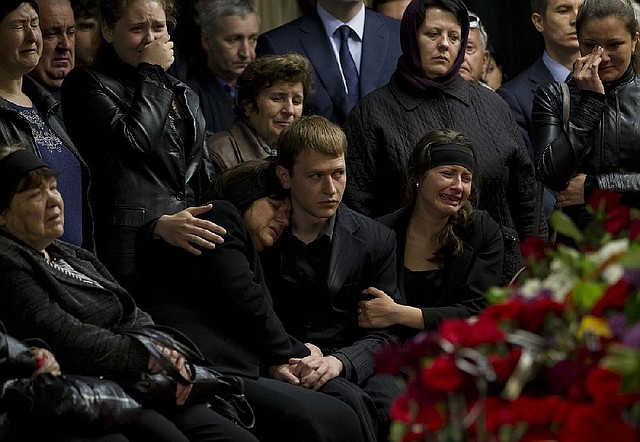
[{"x1": 61, "y1": 46, "x2": 212, "y2": 287}]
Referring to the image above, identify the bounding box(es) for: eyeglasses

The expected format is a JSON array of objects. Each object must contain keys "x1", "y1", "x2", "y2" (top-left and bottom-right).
[{"x1": 469, "y1": 15, "x2": 480, "y2": 29}]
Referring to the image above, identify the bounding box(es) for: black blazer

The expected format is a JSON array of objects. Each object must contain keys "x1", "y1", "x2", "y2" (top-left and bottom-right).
[
  {"x1": 135, "y1": 200, "x2": 310, "y2": 378},
  {"x1": 256, "y1": 8, "x2": 401, "y2": 125},
  {"x1": 377, "y1": 206, "x2": 504, "y2": 331},
  {"x1": 260, "y1": 205, "x2": 400, "y2": 384}
]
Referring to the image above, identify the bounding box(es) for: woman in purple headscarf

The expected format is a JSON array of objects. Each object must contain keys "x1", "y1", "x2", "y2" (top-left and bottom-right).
[{"x1": 343, "y1": 0, "x2": 542, "y2": 285}]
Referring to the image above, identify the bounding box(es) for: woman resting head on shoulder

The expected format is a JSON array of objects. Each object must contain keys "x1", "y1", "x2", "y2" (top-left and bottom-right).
[
  {"x1": 207, "y1": 158, "x2": 290, "y2": 251},
  {"x1": 359, "y1": 129, "x2": 503, "y2": 334}
]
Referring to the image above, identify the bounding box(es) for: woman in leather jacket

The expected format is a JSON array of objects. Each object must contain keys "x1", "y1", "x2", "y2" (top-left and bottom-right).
[
  {"x1": 0, "y1": 0, "x2": 93, "y2": 250},
  {"x1": 532, "y1": 0, "x2": 640, "y2": 227},
  {"x1": 61, "y1": 0, "x2": 225, "y2": 291}
]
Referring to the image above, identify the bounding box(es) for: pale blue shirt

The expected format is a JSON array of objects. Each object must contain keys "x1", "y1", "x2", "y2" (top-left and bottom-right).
[
  {"x1": 543, "y1": 51, "x2": 572, "y2": 83},
  {"x1": 317, "y1": 2, "x2": 365, "y2": 93}
]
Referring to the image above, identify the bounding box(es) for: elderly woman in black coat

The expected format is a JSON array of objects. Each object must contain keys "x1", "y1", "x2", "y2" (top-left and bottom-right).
[
  {"x1": 0, "y1": 145, "x2": 258, "y2": 442},
  {"x1": 343, "y1": 0, "x2": 543, "y2": 284}
]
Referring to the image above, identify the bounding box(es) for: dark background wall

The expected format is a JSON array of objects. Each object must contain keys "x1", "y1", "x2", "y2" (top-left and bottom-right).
[{"x1": 463, "y1": 0, "x2": 544, "y2": 81}]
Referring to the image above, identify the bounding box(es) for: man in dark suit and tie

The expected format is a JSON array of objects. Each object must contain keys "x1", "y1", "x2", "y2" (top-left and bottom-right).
[
  {"x1": 497, "y1": 0, "x2": 583, "y2": 217},
  {"x1": 256, "y1": 0, "x2": 402, "y2": 125},
  {"x1": 262, "y1": 115, "x2": 402, "y2": 442}
]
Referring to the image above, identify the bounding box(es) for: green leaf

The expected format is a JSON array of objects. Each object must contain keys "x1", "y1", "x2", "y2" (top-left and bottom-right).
[
  {"x1": 572, "y1": 282, "x2": 606, "y2": 309},
  {"x1": 601, "y1": 344, "x2": 640, "y2": 393},
  {"x1": 549, "y1": 211, "x2": 584, "y2": 243},
  {"x1": 619, "y1": 245, "x2": 640, "y2": 269},
  {"x1": 487, "y1": 287, "x2": 511, "y2": 304}
]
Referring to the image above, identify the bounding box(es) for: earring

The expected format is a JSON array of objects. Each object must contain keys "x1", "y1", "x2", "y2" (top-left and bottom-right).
[{"x1": 415, "y1": 182, "x2": 419, "y2": 188}]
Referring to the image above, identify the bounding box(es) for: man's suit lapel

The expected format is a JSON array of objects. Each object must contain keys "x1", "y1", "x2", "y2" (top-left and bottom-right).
[
  {"x1": 298, "y1": 13, "x2": 350, "y2": 116},
  {"x1": 327, "y1": 206, "x2": 363, "y2": 296},
  {"x1": 360, "y1": 10, "x2": 393, "y2": 98},
  {"x1": 529, "y1": 57, "x2": 555, "y2": 97}
]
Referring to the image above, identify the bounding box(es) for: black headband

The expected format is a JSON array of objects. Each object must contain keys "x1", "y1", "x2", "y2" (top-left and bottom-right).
[
  {"x1": 428, "y1": 144, "x2": 475, "y2": 174},
  {"x1": 0, "y1": 150, "x2": 50, "y2": 202}
]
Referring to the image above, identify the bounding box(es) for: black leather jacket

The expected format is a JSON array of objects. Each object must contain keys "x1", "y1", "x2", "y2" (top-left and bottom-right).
[
  {"x1": 532, "y1": 66, "x2": 640, "y2": 209},
  {"x1": 61, "y1": 47, "x2": 212, "y2": 286},
  {"x1": 0, "y1": 76, "x2": 95, "y2": 251}
]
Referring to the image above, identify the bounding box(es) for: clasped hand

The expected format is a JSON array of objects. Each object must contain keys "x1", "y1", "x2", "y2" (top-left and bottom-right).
[
  {"x1": 270, "y1": 344, "x2": 343, "y2": 390},
  {"x1": 148, "y1": 344, "x2": 192, "y2": 406}
]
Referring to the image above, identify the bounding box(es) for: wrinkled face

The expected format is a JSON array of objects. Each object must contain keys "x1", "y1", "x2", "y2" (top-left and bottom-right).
[
  {"x1": 0, "y1": 3, "x2": 42, "y2": 77},
  {"x1": 31, "y1": 0, "x2": 75, "y2": 88},
  {"x1": 243, "y1": 196, "x2": 291, "y2": 251},
  {"x1": 74, "y1": 16, "x2": 99, "y2": 66},
  {"x1": 534, "y1": 0, "x2": 583, "y2": 53},
  {"x1": 418, "y1": 7, "x2": 462, "y2": 79},
  {"x1": 102, "y1": 0, "x2": 168, "y2": 68},
  {"x1": 460, "y1": 27, "x2": 488, "y2": 82},
  {"x1": 0, "y1": 176, "x2": 64, "y2": 252},
  {"x1": 244, "y1": 81, "x2": 304, "y2": 147},
  {"x1": 417, "y1": 165, "x2": 472, "y2": 219},
  {"x1": 202, "y1": 13, "x2": 259, "y2": 84},
  {"x1": 579, "y1": 16, "x2": 638, "y2": 84},
  {"x1": 278, "y1": 150, "x2": 346, "y2": 224}
]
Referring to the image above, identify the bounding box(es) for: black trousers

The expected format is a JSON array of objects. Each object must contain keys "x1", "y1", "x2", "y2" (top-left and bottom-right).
[
  {"x1": 320, "y1": 374, "x2": 401, "y2": 442},
  {"x1": 13, "y1": 405, "x2": 257, "y2": 442},
  {"x1": 243, "y1": 376, "x2": 365, "y2": 442}
]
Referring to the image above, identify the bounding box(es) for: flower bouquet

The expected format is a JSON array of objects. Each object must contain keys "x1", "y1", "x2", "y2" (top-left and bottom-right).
[{"x1": 379, "y1": 190, "x2": 640, "y2": 442}]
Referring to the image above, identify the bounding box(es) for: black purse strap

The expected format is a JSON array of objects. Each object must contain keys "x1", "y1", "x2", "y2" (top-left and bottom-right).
[{"x1": 118, "y1": 326, "x2": 202, "y2": 385}]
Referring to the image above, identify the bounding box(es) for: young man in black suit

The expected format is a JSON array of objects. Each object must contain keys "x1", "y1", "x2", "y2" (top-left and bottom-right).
[{"x1": 262, "y1": 115, "x2": 402, "y2": 442}]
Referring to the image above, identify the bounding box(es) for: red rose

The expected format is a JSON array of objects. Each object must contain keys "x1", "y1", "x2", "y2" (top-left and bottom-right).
[
  {"x1": 604, "y1": 204, "x2": 630, "y2": 234},
  {"x1": 415, "y1": 403, "x2": 444, "y2": 431},
  {"x1": 520, "y1": 235, "x2": 550, "y2": 260},
  {"x1": 591, "y1": 279, "x2": 630, "y2": 318},
  {"x1": 586, "y1": 367, "x2": 640, "y2": 409},
  {"x1": 421, "y1": 356, "x2": 465, "y2": 392},
  {"x1": 488, "y1": 349, "x2": 521, "y2": 382},
  {"x1": 439, "y1": 318, "x2": 505, "y2": 347},
  {"x1": 391, "y1": 394, "x2": 413, "y2": 423},
  {"x1": 484, "y1": 397, "x2": 518, "y2": 433},
  {"x1": 587, "y1": 189, "x2": 622, "y2": 212},
  {"x1": 560, "y1": 404, "x2": 639, "y2": 442},
  {"x1": 481, "y1": 300, "x2": 524, "y2": 324},
  {"x1": 519, "y1": 297, "x2": 565, "y2": 333}
]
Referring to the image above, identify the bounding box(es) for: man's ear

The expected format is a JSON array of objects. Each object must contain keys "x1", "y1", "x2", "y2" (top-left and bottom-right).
[
  {"x1": 276, "y1": 165, "x2": 292, "y2": 189},
  {"x1": 101, "y1": 23, "x2": 113, "y2": 43},
  {"x1": 531, "y1": 12, "x2": 544, "y2": 33}
]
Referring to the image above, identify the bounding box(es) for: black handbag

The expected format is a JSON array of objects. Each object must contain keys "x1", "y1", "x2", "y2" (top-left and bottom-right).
[
  {"x1": 1, "y1": 374, "x2": 141, "y2": 432},
  {"x1": 117, "y1": 326, "x2": 255, "y2": 428},
  {"x1": 0, "y1": 332, "x2": 37, "y2": 381}
]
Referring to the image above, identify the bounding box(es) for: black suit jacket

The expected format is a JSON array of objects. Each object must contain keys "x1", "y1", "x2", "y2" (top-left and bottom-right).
[
  {"x1": 256, "y1": 8, "x2": 401, "y2": 125},
  {"x1": 135, "y1": 200, "x2": 310, "y2": 378},
  {"x1": 497, "y1": 57, "x2": 555, "y2": 160},
  {"x1": 261, "y1": 205, "x2": 400, "y2": 384}
]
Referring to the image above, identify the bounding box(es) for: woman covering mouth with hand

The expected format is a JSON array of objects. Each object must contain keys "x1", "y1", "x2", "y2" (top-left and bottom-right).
[{"x1": 357, "y1": 128, "x2": 504, "y2": 337}]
